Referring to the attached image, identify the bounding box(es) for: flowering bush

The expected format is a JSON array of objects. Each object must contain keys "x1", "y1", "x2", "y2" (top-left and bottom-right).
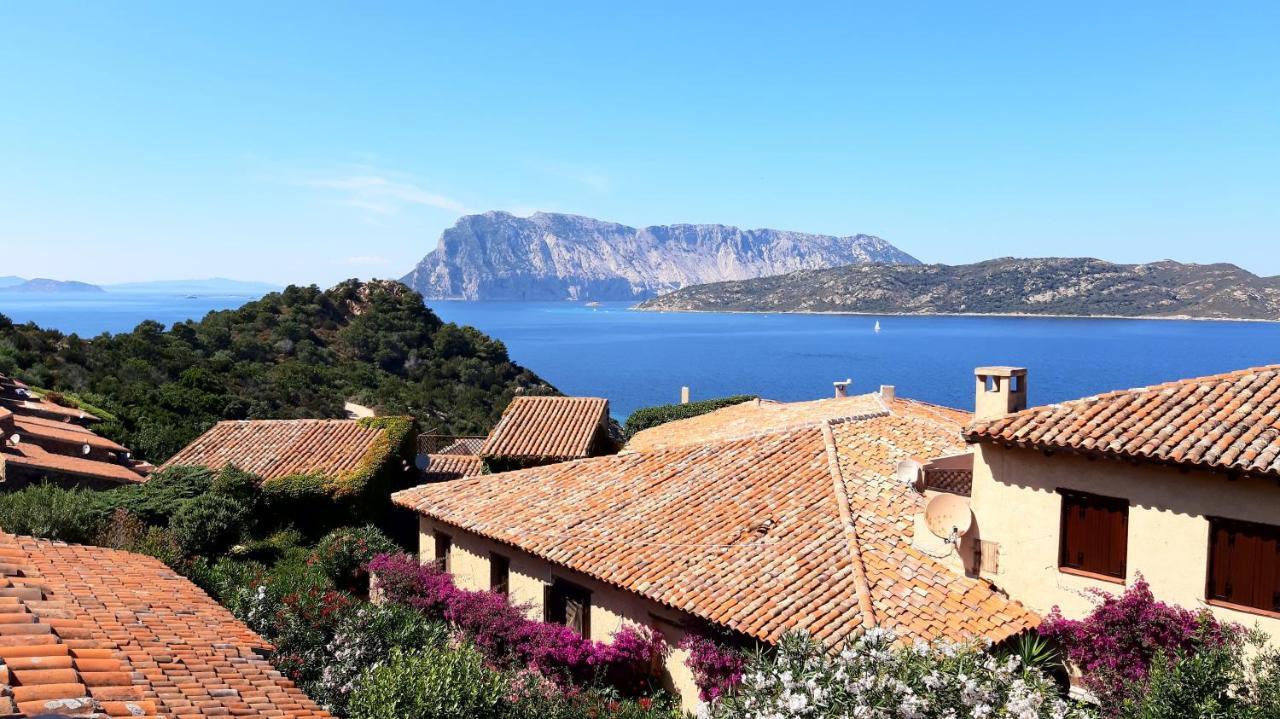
[
  {"x1": 369, "y1": 553, "x2": 665, "y2": 691},
  {"x1": 1038, "y1": 577, "x2": 1232, "y2": 711},
  {"x1": 711, "y1": 629, "x2": 1089, "y2": 719},
  {"x1": 315, "y1": 603, "x2": 452, "y2": 714},
  {"x1": 310, "y1": 525, "x2": 400, "y2": 593},
  {"x1": 679, "y1": 631, "x2": 747, "y2": 702}
]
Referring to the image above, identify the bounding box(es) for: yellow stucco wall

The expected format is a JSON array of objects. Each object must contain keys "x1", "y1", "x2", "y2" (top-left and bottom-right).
[
  {"x1": 418, "y1": 516, "x2": 703, "y2": 712},
  {"x1": 970, "y1": 444, "x2": 1280, "y2": 644}
]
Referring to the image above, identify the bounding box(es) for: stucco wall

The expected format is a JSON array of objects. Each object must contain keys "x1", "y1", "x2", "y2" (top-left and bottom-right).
[
  {"x1": 970, "y1": 444, "x2": 1280, "y2": 644},
  {"x1": 418, "y1": 516, "x2": 702, "y2": 711}
]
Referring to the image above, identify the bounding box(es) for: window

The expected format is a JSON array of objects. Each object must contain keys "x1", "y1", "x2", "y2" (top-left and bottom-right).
[
  {"x1": 1207, "y1": 518, "x2": 1280, "y2": 616},
  {"x1": 1058, "y1": 490, "x2": 1128, "y2": 581},
  {"x1": 490, "y1": 553, "x2": 510, "y2": 595},
  {"x1": 545, "y1": 579, "x2": 590, "y2": 638},
  {"x1": 433, "y1": 531, "x2": 452, "y2": 572}
]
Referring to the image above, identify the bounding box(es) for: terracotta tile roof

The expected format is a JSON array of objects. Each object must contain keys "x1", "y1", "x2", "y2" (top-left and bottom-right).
[
  {"x1": 394, "y1": 401, "x2": 1032, "y2": 647},
  {"x1": 422, "y1": 454, "x2": 484, "y2": 482},
  {"x1": 479, "y1": 396, "x2": 610, "y2": 460},
  {"x1": 160, "y1": 419, "x2": 390, "y2": 481},
  {"x1": 12, "y1": 416, "x2": 129, "y2": 453},
  {"x1": 0, "y1": 532, "x2": 331, "y2": 718},
  {"x1": 623, "y1": 394, "x2": 887, "y2": 452},
  {"x1": 966, "y1": 364, "x2": 1280, "y2": 479},
  {"x1": 0, "y1": 398, "x2": 100, "y2": 424},
  {"x1": 2, "y1": 444, "x2": 147, "y2": 485}
]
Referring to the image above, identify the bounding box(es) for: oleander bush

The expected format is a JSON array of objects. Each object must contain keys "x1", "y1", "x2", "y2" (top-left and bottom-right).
[
  {"x1": 621, "y1": 395, "x2": 757, "y2": 439},
  {"x1": 348, "y1": 645, "x2": 512, "y2": 719},
  {"x1": 0, "y1": 482, "x2": 103, "y2": 542},
  {"x1": 311, "y1": 524, "x2": 401, "y2": 592},
  {"x1": 711, "y1": 629, "x2": 1089, "y2": 719},
  {"x1": 169, "y1": 492, "x2": 253, "y2": 556}
]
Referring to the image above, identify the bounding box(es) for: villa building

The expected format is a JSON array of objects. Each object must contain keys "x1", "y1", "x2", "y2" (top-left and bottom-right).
[
  {"x1": 964, "y1": 364, "x2": 1280, "y2": 643},
  {"x1": 0, "y1": 532, "x2": 331, "y2": 718},
  {"x1": 0, "y1": 373, "x2": 149, "y2": 490},
  {"x1": 392, "y1": 389, "x2": 1037, "y2": 709}
]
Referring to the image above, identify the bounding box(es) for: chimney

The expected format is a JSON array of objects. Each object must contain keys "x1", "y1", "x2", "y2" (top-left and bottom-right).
[
  {"x1": 833, "y1": 378, "x2": 852, "y2": 399},
  {"x1": 680, "y1": 386, "x2": 690, "y2": 405},
  {"x1": 879, "y1": 385, "x2": 896, "y2": 402},
  {"x1": 974, "y1": 366, "x2": 1028, "y2": 420}
]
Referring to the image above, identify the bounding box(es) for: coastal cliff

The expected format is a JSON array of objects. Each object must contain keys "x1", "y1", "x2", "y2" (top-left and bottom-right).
[
  {"x1": 636, "y1": 257, "x2": 1280, "y2": 320},
  {"x1": 402, "y1": 211, "x2": 918, "y2": 300}
]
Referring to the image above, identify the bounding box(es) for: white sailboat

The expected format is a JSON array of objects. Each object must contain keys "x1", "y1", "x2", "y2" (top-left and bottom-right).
[{"x1": 874, "y1": 321, "x2": 881, "y2": 333}]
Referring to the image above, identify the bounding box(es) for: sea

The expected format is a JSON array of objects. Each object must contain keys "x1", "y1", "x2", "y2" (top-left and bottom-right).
[{"x1": 3, "y1": 292, "x2": 1279, "y2": 420}]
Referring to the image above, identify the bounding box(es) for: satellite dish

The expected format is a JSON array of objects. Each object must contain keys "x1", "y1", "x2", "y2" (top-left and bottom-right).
[
  {"x1": 415, "y1": 455, "x2": 429, "y2": 471},
  {"x1": 925, "y1": 494, "x2": 972, "y2": 540},
  {"x1": 896, "y1": 459, "x2": 922, "y2": 488},
  {"x1": 82, "y1": 443, "x2": 91, "y2": 455}
]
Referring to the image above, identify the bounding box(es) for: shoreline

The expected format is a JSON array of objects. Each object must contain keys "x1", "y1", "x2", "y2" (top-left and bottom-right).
[{"x1": 627, "y1": 305, "x2": 1280, "y2": 324}]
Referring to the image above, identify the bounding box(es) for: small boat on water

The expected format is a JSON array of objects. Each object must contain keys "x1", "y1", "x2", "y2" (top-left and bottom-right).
[
  {"x1": 585, "y1": 301, "x2": 601, "y2": 308},
  {"x1": 874, "y1": 321, "x2": 881, "y2": 333}
]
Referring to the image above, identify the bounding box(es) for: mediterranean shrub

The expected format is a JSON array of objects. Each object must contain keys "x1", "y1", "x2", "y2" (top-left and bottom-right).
[
  {"x1": 712, "y1": 629, "x2": 1089, "y2": 719},
  {"x1": 314, "y1": 602, "x2": 451, "y2": 715},
  {"x1": 169, "y1": 492, "x2": 252, "y2": 556},
  {"x1": 369, "y1": 553, "x2": 665, "y2": 691},
  {"x1": 0, "y1": 483, "x2": 104, "y2": 542},
  {"x1": 622, "y1": 395, "x2": 757, "y2": 440},
  {"x1": 1039, "y1": 577, "x2": 1231, "y2": 711},
  {"x1": 347, "y1": 645, "x2": 511, "y2": 719},
  {"x1": 311, "y1": 525, "x2": 400, "y2": 593},
  {"x1": 679, "y1": 630, "x2": 747, "y2": 702}
]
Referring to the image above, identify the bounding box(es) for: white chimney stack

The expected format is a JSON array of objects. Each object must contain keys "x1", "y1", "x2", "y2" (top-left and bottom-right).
[
  {"x1": 974, "y1": 366, "x2": 1028, "y2": 420},
  {"x1": 680, "y1": 386, "x2": 690, "y2": 405},
  {"x1": 833, "y1": 378, "x2": 852, "y2": 399},
  {"x1": 879, "y1": 385, "x2": 896, "y2": 402}
]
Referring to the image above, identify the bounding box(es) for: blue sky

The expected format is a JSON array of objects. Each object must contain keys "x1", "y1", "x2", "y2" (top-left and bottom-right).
[{"x1": 2, "y1": 2, "x2": 1277, "y2": 285}]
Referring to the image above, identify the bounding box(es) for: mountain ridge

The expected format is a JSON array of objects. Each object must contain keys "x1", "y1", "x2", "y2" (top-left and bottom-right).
[
  {"x1": 635, "y1": 257, "x2": 1280, "y2": 321},
  {"x1": 2, "y1": 278, "x2": 105, "y2": 293},
  {"x1": 402, "y1": 211, "x2": 919, "y2": 300}
]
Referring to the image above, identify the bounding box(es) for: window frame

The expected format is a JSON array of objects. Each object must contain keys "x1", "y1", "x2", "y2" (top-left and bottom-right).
[
  {"x1": 1057, "y1": 489, "x2": 1129, "y2": 583},
  {"x1": 544, "y1": 578, "x2": 591, "y2": 638},
  {"x1": 433, "y1": 531, "x2": 452, "y2": 573},
  {"x1": 1205, "y1": 517, "x2": 1280, "y2": 619},
  {"x1": 490, "y1": 552, "x2": 510, "y2": 596}
]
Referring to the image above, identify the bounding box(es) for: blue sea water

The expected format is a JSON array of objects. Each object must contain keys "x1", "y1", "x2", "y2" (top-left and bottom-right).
[{"x1": 3, "y1": 293, "x2": 1279, "y2": 420}]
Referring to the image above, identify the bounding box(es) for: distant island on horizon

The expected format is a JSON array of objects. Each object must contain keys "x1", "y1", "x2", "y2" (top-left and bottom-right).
[
  {"x1": 0, "y1": 276, "x2": 281, "y2": 296},
  {"x1": 402, "y1": 210, "x2": 919, "y2": 301},
  {"x1": 636, "y1": 257, "x2": 1280, "y2": 322}
]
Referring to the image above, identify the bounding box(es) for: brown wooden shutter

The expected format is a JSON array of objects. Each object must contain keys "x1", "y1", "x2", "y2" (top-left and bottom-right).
[
  {"x1": 1208, "y1": 519, "x2": 1280, "y2": 613},
  {"x1": 1058, "y1": 490, "x2": 1128, "y2": 579}
]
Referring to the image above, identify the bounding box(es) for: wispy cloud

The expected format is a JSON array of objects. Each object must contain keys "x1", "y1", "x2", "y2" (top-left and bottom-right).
[
  {"x1": 537, "y1": 162, "x2": 611, "y2": 194},
  {"x1": 302, "y1": 173, "x2": 470, "y2": 215}
]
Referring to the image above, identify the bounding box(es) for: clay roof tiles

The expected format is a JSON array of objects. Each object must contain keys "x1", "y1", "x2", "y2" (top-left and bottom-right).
[
  {"x1": 0, "y1": 532, "x2": 330, "y2": 718},
  {"x1": 1, "y1": 444, "x2": 147, "y2": 485},
  {"x1": 479, "y1": 396, "x2": 609, "y2": 460},
  {"x1": 422, "y1": 454, "x2": 484, "y2": 482},
  {"x1": 160, "y1": 418, "x2": 390, "y2": 480},
  {"x1": 966, "y1": 364, "x2": 1280, "y2": 479},
  {"x1": 395, "y1": 395, "x2": 1034, "y2": 647}
]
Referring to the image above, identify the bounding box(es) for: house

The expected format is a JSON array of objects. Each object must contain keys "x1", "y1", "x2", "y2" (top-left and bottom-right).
[
  {"x1": 476, "y1": 395, "x2": 617, "y2": 471},
  {"x1": 0, "y1": 374, "x2": 149, "y2": 491},
  {"x1": 161, "y1": 417, "x2": 415, "y2": 484},
  {"x1": 392, "y1": 389, "x2": 1037, "y2": 710},
  {"x1": 0, "y1": 531, "x2": 331, "y2": 718},
  {"x1": 963, "y1": 365, "x2": 1280, "y2": 644}
]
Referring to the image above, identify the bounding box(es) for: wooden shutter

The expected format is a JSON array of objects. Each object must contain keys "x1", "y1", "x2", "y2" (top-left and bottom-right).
[
  {"x1": 490, "y1": 553, "x2": 510, "y2": 595},
  {"x1": 544, "y1": 579, "x2": 590, "y2": 637},
  {"x1": 433, "y1": 532, "x2": 452, "y2": 573},
  {"x1": 1208, "y1": 518, "x2": 1280, "y2": 613},
  {"x1": 1058, "y1": 491, "x2": 1128, "y2": 579}
]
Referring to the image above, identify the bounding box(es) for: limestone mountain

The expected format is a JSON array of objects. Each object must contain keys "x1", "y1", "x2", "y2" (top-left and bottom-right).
[
  {"x1": 636, "y1": 258, "x2": 1280, "y2": 320},
  {"x1": 402, "y1": 211, "x2": 919, "y2": 300}
]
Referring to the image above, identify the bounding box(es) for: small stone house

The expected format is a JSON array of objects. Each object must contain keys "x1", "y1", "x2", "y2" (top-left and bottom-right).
[
  {"x1": 393, "y1": 391, "x2": 1037, "y2": 710},
  {"x1": 963, "y1": 364, "x2": 1280, "y2": 644}
]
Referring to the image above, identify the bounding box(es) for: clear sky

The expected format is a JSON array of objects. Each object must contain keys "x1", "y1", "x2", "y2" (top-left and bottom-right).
[{"x1": 2, "y1": 2, "x2": 1277, "y2": 285}]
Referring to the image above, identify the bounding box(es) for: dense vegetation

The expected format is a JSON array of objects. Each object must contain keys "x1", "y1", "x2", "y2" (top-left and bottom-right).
[
  {"x1": 621, "y1": 395, "x2": 757, "y2": 439},
  {"x1": 0, "y1": 279, "x2": 552, "y2": 461},
  {"x1": 637, "y1": 258, "x2": 1280, "y2": 320},
  {"x1": 0, "y1": 473, "x2": 686, "y2": 719}
]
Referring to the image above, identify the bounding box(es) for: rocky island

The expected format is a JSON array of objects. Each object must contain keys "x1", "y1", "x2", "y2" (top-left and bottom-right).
[{"x1": 636, "y1": 257, "x2": 1280, "y2": 321}]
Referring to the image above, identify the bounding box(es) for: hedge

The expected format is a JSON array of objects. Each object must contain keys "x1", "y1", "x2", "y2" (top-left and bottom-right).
[{"x1": 622, "y1": 395, "x2": 757, "y2": 439}]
